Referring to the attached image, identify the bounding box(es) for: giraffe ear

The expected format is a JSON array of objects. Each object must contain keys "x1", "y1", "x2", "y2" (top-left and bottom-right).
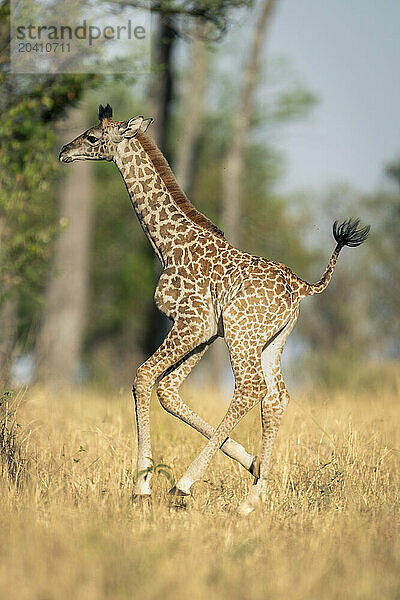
[
  {"x1": 138, "y1": 117, "x2": 153, "y2": 134},
  {"x1": 118, "y1": 116, "x2": 144, "y2": 138}
]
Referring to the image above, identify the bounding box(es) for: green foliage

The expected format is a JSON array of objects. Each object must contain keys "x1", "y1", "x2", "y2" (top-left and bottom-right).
[
  {"x1": 0, "y1": 0, "x2": 105, "y2": 351},
  {"x1": 267, "y1": 87, "x2": 318, "y2": 123},
  {"x1": 106, "y1": 0, "x2": 255, "y2": 34},
  {"x1": 0, "y1": 74, "x2": 102, "y2": 308},
  {"x1": 134, "y1": 457, "x2": 175, "y2": 487},
  {"x1": 362, "y1": 184, "x2": 400, "y2": 355},
  {"x1": 0, "y1": 94, "x2": 58, "y2": 304}
]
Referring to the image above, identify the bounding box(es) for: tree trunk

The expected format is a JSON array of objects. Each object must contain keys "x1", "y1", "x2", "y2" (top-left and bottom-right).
[
  {"x1": 148, "y1": 16, "x2": 176, "y2": 161},
  {"x1": 221, "y1": 0, "x2": 278, "y2": 246},
  {"x1": 174, "y1": 23, "x2": 210, "y2": 193},
  {"x1": 36, "y1": 107, "x2": 93, "y2": 389}
]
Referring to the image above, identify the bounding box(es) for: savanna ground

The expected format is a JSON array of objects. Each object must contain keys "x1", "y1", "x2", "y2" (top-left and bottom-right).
[{"x1": 1, "y1": 365, "x2": 399, "y2": 600}]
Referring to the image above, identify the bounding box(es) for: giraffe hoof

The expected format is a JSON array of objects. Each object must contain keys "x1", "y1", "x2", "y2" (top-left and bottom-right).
[
  {"x1": 168, "y1": 485, "x2": 190, "y2": 497},
  {"x1": 168, "y1": 486, "x2": 190, "y2": 509},
  {"x1": 249, "y1": 455, "x2": 261, "y2": 481}
]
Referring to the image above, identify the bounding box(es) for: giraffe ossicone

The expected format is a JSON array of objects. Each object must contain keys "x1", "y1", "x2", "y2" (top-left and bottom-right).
[{"x1": 59, "y1": 104, "x2": 370, "y2": 515}]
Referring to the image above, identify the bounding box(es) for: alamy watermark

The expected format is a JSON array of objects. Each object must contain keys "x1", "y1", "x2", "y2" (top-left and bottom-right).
[{"x1": 11, "y1": 0, "x2": 151, "y2": 74}]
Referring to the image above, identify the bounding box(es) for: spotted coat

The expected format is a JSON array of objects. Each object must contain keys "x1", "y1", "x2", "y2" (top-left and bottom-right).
[{"x1": 59, "y1": 108, "x2": 363, "y2": 515}]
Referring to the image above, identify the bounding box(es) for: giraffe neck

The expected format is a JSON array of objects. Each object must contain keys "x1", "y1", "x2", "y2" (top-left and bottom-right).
[
  {"x1": 114, "y1": 135, "x2": 225, "y2": 267},
  {"x1": 114, "y1": 139, "x2": 185, "y2": 266}
]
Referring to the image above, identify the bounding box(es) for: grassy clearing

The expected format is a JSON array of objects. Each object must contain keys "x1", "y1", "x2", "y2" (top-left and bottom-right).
[{"x1": 0, "y1": 371, "x2": 399, "y2": 600}]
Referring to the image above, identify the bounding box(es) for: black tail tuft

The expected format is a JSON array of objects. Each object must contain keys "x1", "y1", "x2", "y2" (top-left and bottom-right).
[{"x1": 333, "y1": 218, "x2": 370, "y2": 248}]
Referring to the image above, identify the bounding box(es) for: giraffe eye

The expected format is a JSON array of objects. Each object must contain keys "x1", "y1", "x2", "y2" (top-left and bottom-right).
[{"x1": 87, "y1": 135, "x2": 99, "y2": 144}]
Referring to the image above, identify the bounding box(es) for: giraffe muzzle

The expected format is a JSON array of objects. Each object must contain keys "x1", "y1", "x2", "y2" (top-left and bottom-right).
[{"x1": 59, "y1": 145, "x2": 73, "y2": 163}]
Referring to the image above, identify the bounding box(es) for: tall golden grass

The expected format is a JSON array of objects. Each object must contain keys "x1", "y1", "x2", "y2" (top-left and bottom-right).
[{"x1": 0, "y1": 368, "x2": 399, "y2": 600}]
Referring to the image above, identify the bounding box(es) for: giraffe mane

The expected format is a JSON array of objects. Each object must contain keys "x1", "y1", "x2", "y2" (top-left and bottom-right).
[{"x1": 136, "y1": 133, "x2": 225, "y2": 239}]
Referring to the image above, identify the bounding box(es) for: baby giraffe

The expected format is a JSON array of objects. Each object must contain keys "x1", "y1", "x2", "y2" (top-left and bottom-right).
[{"x1": 59, "y1": 104, "x2": 369, "y2": 515}]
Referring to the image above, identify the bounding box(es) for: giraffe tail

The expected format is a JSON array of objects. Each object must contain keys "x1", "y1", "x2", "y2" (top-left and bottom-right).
[{"x1": 294, "y1": 218, "x2": 370, "y2": 298}]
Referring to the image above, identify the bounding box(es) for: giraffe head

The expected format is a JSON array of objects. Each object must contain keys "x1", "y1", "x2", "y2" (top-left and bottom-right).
[{"x1": 59, "y1": 104, "x2": 153, "y2": 163}]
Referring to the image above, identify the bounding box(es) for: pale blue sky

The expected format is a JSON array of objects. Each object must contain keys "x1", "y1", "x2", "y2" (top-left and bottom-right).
[{"x1": 263, "y1": 0, "x2": 400, "y2": 193}]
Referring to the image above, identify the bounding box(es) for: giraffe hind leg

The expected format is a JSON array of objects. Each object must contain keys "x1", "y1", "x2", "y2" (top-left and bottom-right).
[
  {"x1": 171, "y1": 345, "x2": 268, "y2": 497},
  {"x1": 169, "y1": 284, "x2": 297, "y2": 501},
  {"x1": 156, "y1": 342, "x2": 258, "y2": 476},
  {"x1": 237, "y1": 314, "x2": 298, "y2": 515}
]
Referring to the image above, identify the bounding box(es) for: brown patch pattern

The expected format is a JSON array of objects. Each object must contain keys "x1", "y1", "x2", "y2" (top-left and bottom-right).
[{"x1": 60, "y1": 114, "x2": 349, "y2": 513}]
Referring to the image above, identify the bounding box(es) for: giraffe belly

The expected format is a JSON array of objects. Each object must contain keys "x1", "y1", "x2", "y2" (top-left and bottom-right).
[{"x1": 154, "y1": 271, "x2": 217, "y2": 334}]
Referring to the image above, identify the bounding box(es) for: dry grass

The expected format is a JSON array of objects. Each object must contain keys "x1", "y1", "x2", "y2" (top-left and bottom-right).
[{"x1": 0, "y1": 371, "x2": 399, "y2": 600}]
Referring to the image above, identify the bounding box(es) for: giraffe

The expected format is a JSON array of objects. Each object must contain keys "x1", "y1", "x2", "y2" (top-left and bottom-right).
[{"x1": 59, "y1": 104, "x2": 370, "y2": 515}]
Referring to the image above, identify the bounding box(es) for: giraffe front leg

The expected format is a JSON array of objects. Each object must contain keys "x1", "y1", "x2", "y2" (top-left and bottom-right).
[
  {"x1": 132, "y1": 364, "x2": 155, "y2": 497},
  {"x1": 170, "y1": 387, "x2": 265, "y2": 497},
  {"x1": 132, "y1": 317, "x2": 217, "y2": 498}
]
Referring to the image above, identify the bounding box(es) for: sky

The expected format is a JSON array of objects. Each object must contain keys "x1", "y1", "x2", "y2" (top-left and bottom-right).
[{"x1": 261, "y1": 0, "x2": 400, "y2": 194}]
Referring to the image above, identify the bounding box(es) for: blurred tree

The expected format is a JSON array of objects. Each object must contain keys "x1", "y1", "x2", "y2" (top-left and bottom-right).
[
  {"x1": 221, "y1": 0, "x2": 278, "y2": 246},
  {"x1": 0, "y1": 1, "x2": 101, "y2": 384},
  {"x1": 175, "y1": 21, "x2": 211, "y2": 194},
  {"x1": 145, "y1": 15, "x2": 213, "y2": 353},
  {"x1": 386, "y1": 159, "x2": 400, "y2": 187},
  {"x1": 36, "y1": 109, "x2": 94, "y2": 388},
  {"x1": 148, "y1": 15, "x2": 176, "y2": 160},
  {"x1": 107, "y1": 0, "x2": 255, "y2": 157},
  {"x1": 106, "y1": 0, "x2": 255, "y2": 35},
  {"x1": 0, "y1": 76, "x2": 99, "y2": 382},
  {"x1": 364, "y1": 161, "x2": 400, "y2": 357}
]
